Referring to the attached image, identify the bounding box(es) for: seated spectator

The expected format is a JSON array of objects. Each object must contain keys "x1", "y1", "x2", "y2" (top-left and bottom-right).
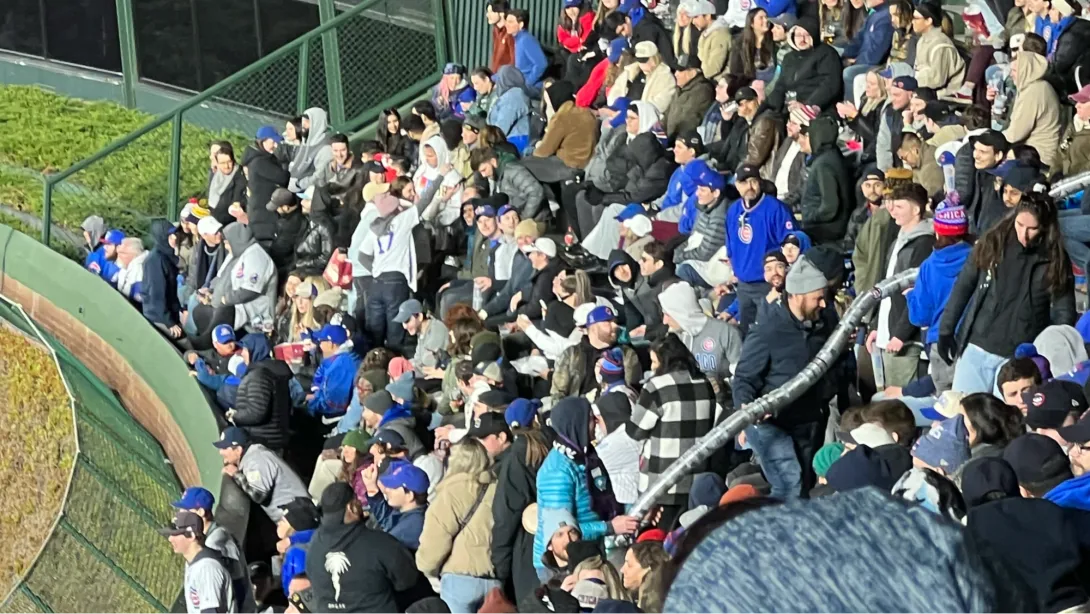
[
  {"x1": 910, "y1": 3, "x2": 965, "y2": 98},
  {"x1": 113, "y1": 237, "x2": 148, "y2": 305},
  {"x1": 664, "y1": 53, "x2": 715, "y2": 140},
  {"x1": 471, "y1": 148, "x2": 545, "y2": 220},
  {"x1": 839, "y1": 0, "x2": 894, "y2": 101},
  {"x1": 620, "y1": 542, "x2": 671, "y2": 613},
  {"x1": 1004, "y1": 433, "x2": 1090, "y2": 511},
  {"x1": 487, "y1": 66, "x2": 533, "y2": 153},
  {"x1": 1003, "y1": 50, "x2": 1061, "y2": 168},
  {"x1": 432, "y1": 63, "x2": 477, "y2": 121},
  {"x1": 576, "y1": 37, "x2": 631, "y2": 108},
  {"x1": 622, "y1": 42, "x2": 678, "y2": 114},
  {"x1": 294, "y1": 187, "x2": 335, "y2": 276},
  {"x1": 1022, "y1": 379, "x2": 1087, "y2": 447},
  {"x1": 557, "y1": 0, "x2": 599, "y2": 84},
  {"x1": 376, "y1": 108, "x2": 415, "y2": 159},
  {"x1": 689, "y1": 0, "x2": 731, "y2": 81},
  {"x1": 310, "y1": 133, "x2": 364, "y2": 206},
  {"x1": 674, "y1": 161, "x2": 728, "y2": 273},
  {"x1": 217, "y1": 222, "x2": 278, "y2": 332},
  {"x1": 307, "y1": 324, "x2": 364, "y2": 421},
  {"x1": 551, "y1": 306, "x2": 642, "y2": 398},
  {"x1": 288, "y1": 108, "x2": 334, "y2": 193},
  {"x1": 606, "y1": 0, "x2": 678, "y2": 69},
  {"x1": 728, "y1": 8, "x2": 776, "y2": 83},
  {"x1": 524, "y1": 80, "x2": 600, "y2": 182},
  {"x1": 84, "y1": 223, "x2": 125, "y2": 284}
]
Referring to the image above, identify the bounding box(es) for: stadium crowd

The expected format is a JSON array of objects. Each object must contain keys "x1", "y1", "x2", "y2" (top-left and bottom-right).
[{"x1": 76, "y1": 0, "x2": 1090, "y2": 610}]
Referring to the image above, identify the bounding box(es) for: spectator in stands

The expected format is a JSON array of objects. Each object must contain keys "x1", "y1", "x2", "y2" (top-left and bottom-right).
[
  {"x1": 209, "y1": 143, "x2": 248, "y2": 226},
  {"x1": 113, "y1": 237, "x2": 147, "y2": 306},
  {"x1": 232, "y1": 333, "x2": 293, "y2": 451},
  {"x1": 506, "y1": 9, "x2": 548, "y2": 94},
  {"x1": 471, "y1": 148, "x2": 545, "y2": 220},
  {"x1": 488, "y1": 0, "x2": 515, "y2": 72},
  {"x1": 171, "y1": 486, "x2": 255, "y2": 613},
  {"x1": 294, "y1": 186, "x2": 335, "y2": 276},
  {"x1": 363, "y1": 460, "x2": 431, "y2": 551},
  {"x1": 910, "y1": 3, "x2": 965, "y2": 98},
  {"x1": 663, "y1": 53, "x2": 715, "y2": 140},
  {"x1": 799, "y1": 115, "x2": 853, "y2": 244},
  {"x1": 961, "y1": 130, "x2": 1009, "y2": 234},
  {"x1": 377, "y1": 108, "x2": 413, "y2": 159},
  {"x1": 308, "y1": 324, "x2": 363, "y2": 420},
  {"x1": 689, "y1": 0, "x2": 731, "y2": 81},
  {"x1": 524, "y1": 80, "x2": 599, "y2": 183},
  {"x1": 417, "y1": 438, "x2": 500, "y2": 612},
  {"x1": 728, "y1": 8, "x2": 776, "y2": 82},
  {"x1": 142, "y1": 219, "x2": 183, "y2": 341},
  {"x1": 277, "y1": 497, "x2": 320, "y2": 599},
  {"x1": 215, "y1": 425, "x2": 309, "y2": 524},
  {"x1": 631, "y1": 42, "x2": 678, "y2": 114},
  {"x1": 160, "y1": 511, "x2": 235, "y2": 614},
  {"x1": 432, "y1": 63, "x2": 477, "y2": 121},
  {"x1": 242, "y1": 126, "x2": 290, "y2": 246},
  {"x1": 216, "y1": 222, "x2": 278, "y2": 333},
  {"x1": 606, "y1": 0, "x2": 677, "y2": 70},
  {"x1": 710, "y1": 86, "x2": 782, "y2": 177},
  {"x1": 360, "y1": 193, "x2": 421, "y2": 350},
  {"x1": 1003, "y1": 50, "x2": 1061, "y2": 168},
  {"x1": 1058, "y1": 84, "x2": 1090, "y2": 177},
  {"x1": 557, "y1": 0, "x2": 598, "y2": 85},
  {"x1": 940, "y1": 193, "x2": 1075, "y2": 393},
  {"x1": 84, "y1": 225, "x2": 124, "y2": 283},
  {"x1": 674, "y1": 161, "x2": 728, "y2": 271},
  {"x1": 839, "y1": 0, "x2": 894, "y2": 101},
  {"x1": 306, "y1": 483, "x2": 422, "y2": 612},
  {"x1": 551, "y1": 306, "x2": 642, "y2": 398},
  {"x1": 734, "y1": 257, "x2": 834, "y2": 499},
  {"x1": 288, "y1": 107, "x2": 334, "y2": 193},
  {"x1": 488, "y1": 66, "x2": 534, "y2": 153},
  {"x1": 266, "y1": 188, "x2": 306, "y2": 279},
  {"x1": 876, "y1": 71, "x2": 915, "y2": 172},
  {"x1": 81, "y1": 214, "x2": 106, "y2": 261},
  {"x1": 767, "y1": 18, "x2": 845, "y2": 112},
  {"x1": 311, "y1": 133, "x2": 365, "y2": 205}
]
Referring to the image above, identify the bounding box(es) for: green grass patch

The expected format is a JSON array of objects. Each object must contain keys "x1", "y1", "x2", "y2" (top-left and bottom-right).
[
  {"x1": 0, "y1": 325, "x2": 74, "y2": 595},
  {"x1": 0, "y1": 86, "x2": 246, "y2": 236}
]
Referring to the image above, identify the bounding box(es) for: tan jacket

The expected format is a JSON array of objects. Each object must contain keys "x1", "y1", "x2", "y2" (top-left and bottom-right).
[
  {"x1": 451, "y1": 142, "x2": 476, "y2": 179},
  {"x1": 641, "y1": 63, "x2": 678, "y2": 115},
  {"x1": 913, "y1": 27, "x2": 965, "y2": 98},
  {"x1": 416, "y1": 470, "x2": 497, "y2": 579},
  {"x1": 1059, "y1": 116, "x2": 1090, "y2": 177},
  {"x1": 698, "y1": 21, "x2": 732, "y2": 80},
  {"x1": 1004, "y1": 52, "x2": 1061, "y2": 168},
  {"x1": 533, "y1": 101, "x2": 600, "y2": 169}
]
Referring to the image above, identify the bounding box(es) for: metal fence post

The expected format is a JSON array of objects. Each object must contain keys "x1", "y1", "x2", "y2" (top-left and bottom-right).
[
  {"x1": 167, "y1": 113, "x2": 183, "y2": 221},
  {"x1": 432, "y1": 0, "x2": 450, "y2": 69},
  {"x1": 41, "y1": 180, "x2": 53, "y2": 246},
  {"x1": 114, "y1": 0, "x2": 139, "y2": 108},
  {"x1": 317, "y1": 0, "x2": 346, "y2": 128},
  {"x1": 297, "y1": 41, "x2": 310, "y2": 115}
]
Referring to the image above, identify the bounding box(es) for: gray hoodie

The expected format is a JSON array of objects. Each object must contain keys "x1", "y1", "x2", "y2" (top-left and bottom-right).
[
  {"x1": 659, "y1": 282, "x2": 742, "y2": 383},
  {"x1": 289, "y1": 107, "x2": 334, "y2": 191},
  {"x1": 213, "y1": 222, "x2": 278, "y2": 329}
]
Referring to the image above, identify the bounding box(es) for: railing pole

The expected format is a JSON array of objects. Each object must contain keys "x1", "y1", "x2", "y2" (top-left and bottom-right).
[
  {"x1": 41, "y1": 181, "x2": 53, "y2": 246},
  {"x1": 167, "y1": 113, "x2": 183, "y2": 221},
  {"x1": 297, "y1": 41, "x2": 310, "y2": 115},
  {"x1": 114, "y1": 0, "x2": 139, "y2": 108},
  {"x1": 432, "y1": 0, "x2": 450, "y2": 70},
  {"x1": 318, "y1": 0, "x2": 346, "y2": 128}
]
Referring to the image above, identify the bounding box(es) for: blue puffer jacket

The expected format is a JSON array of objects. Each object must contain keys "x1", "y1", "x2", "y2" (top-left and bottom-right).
[
  {"x1": 1046, "y1": 473, "x2": 1090, "y2": 512},
  {"x1": 533, "y1": 450, "x2": 609, "y2": 570},
  {"x1": 907, "y1": 242, "x2": 972, "y2": 344},
  {"x1": 85, "y1": 246, "x2": 121, "y2": 284},
  {"x1": 281, "y1": 529, "x2": 314, "y2": 597},
  {"x1": 661, "y1": 161, "x2": 699, "y2": 212},
  {"x1": 307, "y1": 349, "x2": 362, "y2": 418},
  {"x1": 841, "y1": 4, "x2": 893, "y2": 67}
]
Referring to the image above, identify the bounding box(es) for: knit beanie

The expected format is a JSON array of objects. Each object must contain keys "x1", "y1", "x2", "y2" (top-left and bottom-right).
[
  {"x1": 813, "y1": 442, "x2": 846, "y2": 478},
  {"x1": 342, "y1": 429, "x2": 369, "y2": 451},
  {"x1": 789, "y1": 103, "x2": 820, "y2": 127},
  {"x1": 785, "y1": 256, "x2": 827, "y2": 295},
  {"x1": 515, "y1": 219, "x2": 542, "y2": 240},
  {"x1": 599, "y1": 347, "x2": 626, "y2": 383},
  {"x1": 934, "y1": 196, "x2": 968, "y2": 237}
]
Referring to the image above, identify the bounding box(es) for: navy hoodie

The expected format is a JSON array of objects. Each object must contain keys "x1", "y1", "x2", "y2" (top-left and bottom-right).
[
  {"x1": 141, "y1": 219, "x2": 181, "y2": 327},
  {"x1": 907, "y1": 241, "x2": 972, "y2": 344}
]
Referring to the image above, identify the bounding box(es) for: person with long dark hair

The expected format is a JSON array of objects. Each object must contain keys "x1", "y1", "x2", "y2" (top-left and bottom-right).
[
  {"x1": 627, "y1": 334, "x2": 721, "y2": 528},
  {"x1": 729, "y1": 8, "x2": 775, "y2": 82},
  {"x1": 557, "y1": 0, "x2": 599, "y2": 86},
  {"x1": 939, "y1": 193, "x2": 1076, "y2": 394},
  {"x1": 376, "y1": 109, "x2": 412, "y2": 158}
]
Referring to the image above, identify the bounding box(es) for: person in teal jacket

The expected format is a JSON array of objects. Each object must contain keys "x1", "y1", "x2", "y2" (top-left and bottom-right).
[
  {"x1": 306, "y1": 324, "x2": 363, "y2": 419},
  {"x1": 533, "y1": 397, "x2": 638, "y2": 572}
]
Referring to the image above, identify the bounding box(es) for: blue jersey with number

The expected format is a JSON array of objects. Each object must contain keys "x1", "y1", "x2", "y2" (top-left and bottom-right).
[{"x1": 725, "y1": 195, "x2": 795, "y2": 284}]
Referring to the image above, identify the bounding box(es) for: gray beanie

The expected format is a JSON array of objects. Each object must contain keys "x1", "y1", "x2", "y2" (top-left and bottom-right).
[{"x1": 786, "y1": 256, "x2": 828, "y2": 295}]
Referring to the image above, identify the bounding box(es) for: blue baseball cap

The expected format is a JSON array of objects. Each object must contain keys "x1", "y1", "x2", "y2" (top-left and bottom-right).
[
  {"x1": 372, "y1": 428, "x2": 407, "y2": 449},
  {"x1": 586, "y1": 305, "x2": 615, "y2": 326},
  {"x1": 103, "y1": 229, "x2": 126, "y2": 245},
  {"x1": 256, "y1": 125, "x2": 283, "y2": 144},
  {"x1": 172, "y1": 486, "x2": 215, "y2": 513},
  {"x1": 564, "y1": 0, "x2": 582, "y2": 6},
  {"x1": 911, "y1": 414, "x2": 971, "y2": 473},
  {"x1": 213, "y1": 426, "x2": 249, "y2": 449},
  {"x1": 693, "y1": 165, "x2": 726, "y2": 192},
  {"x1": 475, "y1": 204, "x2": 497, "y2": 218},
  {"x1": 614, "y1": 203, "x2": 646, "y2": 222},
  {"x1": 505, "y1": 398, "x2": 542, "y2": 429},
  {"x1": 212, "y1": 324, "x2": 235, "y2": 345},
  {"x1": 314, "y1": 324, "x2": 348, "y2": 345},
  {"x1": 379, "y1": 461, "x2": 430, "y2": 494},
  {"x1": 497, "y1": 204, "x2": 515, "y2": 218},
  {"x1": 443, "y1": 62, "x2": 466, "y2": 75},
  {"x1": 985, "y1": 159, "x2": 1017, "y2": 177},
  {"x1": 608, "y1": 37, "x2": 630, "y2": 63}
]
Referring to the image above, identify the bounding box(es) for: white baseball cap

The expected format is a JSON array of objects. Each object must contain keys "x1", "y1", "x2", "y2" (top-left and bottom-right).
[
  {"x1": 196, "y1": 216, "x2": 223, "y2": 236},
  {"x1": 521, "y1": 237, "x2": 557, "y2": 258},
  {"x1": 623, "y1": 214, "x2": 653, "y2": 238},
  {"x1": 687, "y1": 0, "x2": 717, "y2": 16}
]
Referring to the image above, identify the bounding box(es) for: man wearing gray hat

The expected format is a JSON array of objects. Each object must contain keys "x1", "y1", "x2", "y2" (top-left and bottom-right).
[
  {"x1": 687, "y1": 0, "x2": 732, "y2": 81},
  {"x1": 731, "y1": 255, "x2": 837, "y2": 501}
]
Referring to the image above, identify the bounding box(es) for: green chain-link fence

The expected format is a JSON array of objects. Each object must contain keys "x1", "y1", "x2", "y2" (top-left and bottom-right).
[
  {"x1": 0, "y1": 298, "x2": 184, "y2": 613},
  {"x1": 31, "y1": 0, "x2": 445, "y2": 252}
]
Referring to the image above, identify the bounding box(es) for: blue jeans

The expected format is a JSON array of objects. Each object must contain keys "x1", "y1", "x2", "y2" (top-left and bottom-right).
[
  {"x1": 365, "y1": 273, "x2": 410, "y2": 351},
  {"x1": 440, "y1": 574, "x2": 501, "y2": 614},
  {"x1": 735, "y1": 281, "x2": 770, "y2": 337},
  {"x1": 952, "y1": 343, "x2": 1008, "y2": 395},
  {"x1": 1060, "y1": 212, "x2": 1090, "y2": 272},
  {"x1": 745, "y1": 422, "x2": 802, "y2": 500},
  {"x1": 842, "y1": 63, "x2": 875, "y2": 104},
  {"x1": 676, "y1": 263, "x2": 711, "y2": 288}
]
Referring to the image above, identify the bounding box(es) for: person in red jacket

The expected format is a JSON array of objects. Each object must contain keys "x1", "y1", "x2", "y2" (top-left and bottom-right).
[
  {"x1": 488, "y1": 0, "x2": 515, "y2": 72},
  {"x1": 576, "y1": 37, "x2": 630, "y2": 108},
  {"x1": 558, "y1": 0, "x2": 599, "y2": 86}
]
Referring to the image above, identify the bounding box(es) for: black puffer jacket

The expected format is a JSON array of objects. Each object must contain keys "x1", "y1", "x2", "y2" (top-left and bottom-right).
[
  {"x1": 294, "y1": 189, "x2": 335, "y2": 275},
  {"x1": 491, "y1": 431, "x2": 553, "y2": 603},
  {"x1": 1051, "y1": 18, "x2": 1090, "y2": 98},
  {"x1": 242, "y1": 143, "x2": 290, "y2": 243},
  {"x1": 799, "y1": 116, "x2": 853, "y2": 244},
  {"x1": 767, "y1": 17, "x2": 845, "y2": 112},
  {"x1": 602, "y1": 132, "x2": 675, "y2": 205},
  {"x1": 232, "y1": 359, "x2": 294, "y2": 450},
  {"x1": 269, "y1": 207, "x2": 307, "y2": 277}
]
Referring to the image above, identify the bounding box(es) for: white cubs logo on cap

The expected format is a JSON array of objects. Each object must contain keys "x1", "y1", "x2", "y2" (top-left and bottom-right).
[{"x1": 1033, "y1": 393, "x2": 1045, "y2": 407}]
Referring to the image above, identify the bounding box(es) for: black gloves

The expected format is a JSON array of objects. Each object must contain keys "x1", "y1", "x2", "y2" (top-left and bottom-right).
[
  {"x1": 583, "y1": 184, "x2": 604, "y2": 207},
  {"x1": 937, "y1": 334, "x2": 959, "y2": 365}
]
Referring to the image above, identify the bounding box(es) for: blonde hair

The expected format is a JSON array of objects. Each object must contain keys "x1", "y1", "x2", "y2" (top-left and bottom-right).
[
  {"x1": 572, "y1": 556, "x2": 628, "y2": 601},
  {"x1": 288, "y1": 275, "x2": 329, "y2": 341},
  {"x1": 446, "y1": 438, "x2": 491, "y2": 477},
  {"x1": 860, "y1": 67, "x2": 888, "y2": 116}
]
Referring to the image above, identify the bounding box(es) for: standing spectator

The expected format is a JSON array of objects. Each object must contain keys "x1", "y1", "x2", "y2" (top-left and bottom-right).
[
  {"x1": 159, "y1": 511, "x2": 235, "y2": 614},
  {"x1": 963, "y1": 130, "x2": 1010, "y2": 234},
  {"x1": 267, "y1": 189, "x2": 307, "y2": 279},
  {"x1": 293, "y1": 187, "x2": 335, "y2": 276},
  {"x1": 216, "y1": 222, "x2": 278, "y2": 332},
  {"x1": 940, "y1": 194, "x2": 1076, "y2": 394},
  {"x1": 215, "y1": 426, "x2": 309, "y2": 523},
  {"x1": 360, "y1": 193, "x2": 420, "y2": 350},
  {"x1": 628, "y1": 334, "x2": 722, "y2": 526},
  {"x1": 1003, "y1": 50, "x2": 1061, "y2": 168},
  {"x1": 910, "y1": 3, "x2": 966, "y2": 98},
  {"x1": 231, "y1": 333, "x2": 293, "y2": 451},
  {"x1": 288, "y1": 108, "x2": 334, "y2": 193},
  {"x1": 733, "y1": 256, "x2": 834, "y2": 499},
  {"x1": 308, "y1": 324, "x2": 363, "y2": 420},
  {"x1": 209, "y1": 144, "x2": 248, "y2": 226},
  {"x1": 143, "y1": 219, "x2": 183, "y2": 341},
  {"x1": 767, "y1": 18, "x2": 845, "y2": 112},
  {"x1": 242, "y1": 126, "x2": 290, "y2": 246},
  {"x1": 799, "y1": 115, "x2": 853, "y2": 244},
  {"x1": 506, "y1": 9, "x2": 548, "y2": 94},
  {"x1": 664, "y1": 53, "x2": 715, "y2": 139},
  {"x1": 866, "y1": 183, "x2": 935, "y2": 389},
  {"x1": 906, "y1": 197, "x2": 973, "y2": 393},
  {"x1": 851, "y1": 167, "x2": 894, "y2": 294},
  {"x1": 534, "y1": 398, "x2": 638, "y2": 574},
  {"x1": 417, "y1": 439, "x2": 500, "y2": 612},
  {"x1": 876, "y1": 72, "x2": 915, "y2": 171},
  {"x1": 306, "y1": 483, "x2": 422, "y2": 612},
  {"x1": 488, "y1": 0, "x2": 515, "y2": 73}
]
